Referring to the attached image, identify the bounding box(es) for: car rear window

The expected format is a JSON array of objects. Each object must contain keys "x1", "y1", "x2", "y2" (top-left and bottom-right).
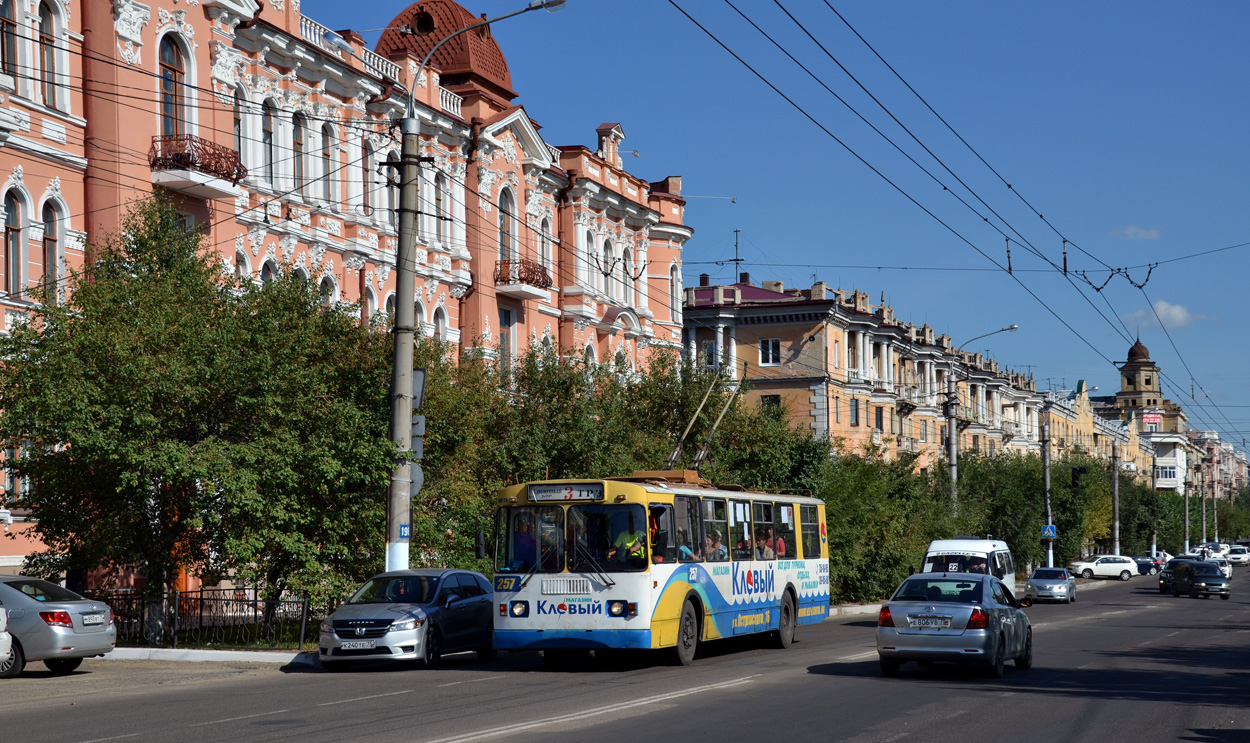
[
  {"x1": 1032, "y1": 569, "x2": 1066, "y2": 580},
  {"x1": 893, "y1": 578, "x2": 984, "y2": 604},
  {"x1": 2, "y1": 579, "x2": 84, "y2": 602}
]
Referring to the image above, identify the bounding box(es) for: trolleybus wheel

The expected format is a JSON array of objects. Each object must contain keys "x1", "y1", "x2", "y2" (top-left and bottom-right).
[
  {"x1": 673, "y1": 600, "x2": 698, "y2": 666},
  {"x1": 774, "y1": 592, "x2": 796, "y2": 649}
]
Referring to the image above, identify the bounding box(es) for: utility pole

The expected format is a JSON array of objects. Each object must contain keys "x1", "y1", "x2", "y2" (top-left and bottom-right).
[
  {"x1": 334, "y1": 0, "x2": 567, "y2": 572},
  {"x1": 946, "y1": 371, "x2": 959, "y2": 516},
  {"x1": 1213, "y1": 463, "x2": 1219, "y2": 544},
  {"x1": 1112, "y1": 441, "x2": 1120, "y2": 556},
  {"x1": 1042, "y1": 422, "x2": 1053, "y2": 568},
  {"x1": 1183, "y1": 478, "x2": 1190, "y2": 554},
  {"x1": 1200, "y1": 464, "x2": 1207, "y2": 545}
]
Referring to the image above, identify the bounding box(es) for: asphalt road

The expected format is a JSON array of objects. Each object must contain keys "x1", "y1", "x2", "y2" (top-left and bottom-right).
[{"x1": 3, "y1": 574, "x2": 1247, "y2": 743}]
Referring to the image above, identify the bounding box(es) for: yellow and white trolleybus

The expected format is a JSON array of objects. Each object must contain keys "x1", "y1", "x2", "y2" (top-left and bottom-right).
[{"x1": 492, "y1": 471, "x2": 829, "y2": 664}]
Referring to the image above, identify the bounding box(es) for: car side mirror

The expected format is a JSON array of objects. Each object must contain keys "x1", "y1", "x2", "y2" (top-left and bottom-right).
[
  {"x1": 444, "y1": 593, "x2": 460, "y2": 606},
  {"x1": 475, "y1": 530, "x2": 487, "y2": 560}
]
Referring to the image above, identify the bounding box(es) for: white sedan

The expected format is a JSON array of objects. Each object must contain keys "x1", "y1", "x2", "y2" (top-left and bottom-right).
[
  {"x1": 1069, "y1": 555, "x2": 1137, "y2": 580},
  {"x1": 1227, "y1": 546, "x2": 1249, "y2": 567}
]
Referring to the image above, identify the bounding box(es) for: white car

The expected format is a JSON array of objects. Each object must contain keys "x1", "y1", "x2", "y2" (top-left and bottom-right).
[
  {"x1": 1226, "y1": 546, "x2": 1249, "y2": 567},
  {"x1": 0, "y1": 608, "x2": 11, "y2": 668},
  {"x1": 1069, "y1": 555, "x2": 1137, "y2": 580},
  {"x1": 1210, "y1": 557, "x2": 1233, "y2": 579}
]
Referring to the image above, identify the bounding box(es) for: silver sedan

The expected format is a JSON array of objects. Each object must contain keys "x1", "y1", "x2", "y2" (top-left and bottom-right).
[
  {"x1": 876, "y1": 572, "x2": 1032, "y2": 678},
  {"x1": 0, "y1": 576, "x2": 116, "y2": 677},
  {"x1": 1024, "y1": 568, "x2": 1077, "y2": 604}
]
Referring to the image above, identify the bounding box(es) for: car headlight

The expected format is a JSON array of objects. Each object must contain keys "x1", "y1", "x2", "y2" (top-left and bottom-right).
[
  {"x1": 510, "y1": 601, "x2": 529, "y2": 617},
  {"x1": 1026, "y1": 583, "x2": 1035, "y2": 591},
  {"x1": 320, "y1": 619, "x2": 334, "y2": 633},
  {"x1": 1199, "y1": 582, "x2": 1207, "y2": 587},
  {"x1": 389, "y1": 618, "x2": 423, "y2": 632}
]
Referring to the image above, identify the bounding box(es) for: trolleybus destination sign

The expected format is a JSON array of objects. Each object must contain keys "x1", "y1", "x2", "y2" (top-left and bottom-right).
[{"x1": 528, "y1": 483, "x2": 605, "y2": 502}]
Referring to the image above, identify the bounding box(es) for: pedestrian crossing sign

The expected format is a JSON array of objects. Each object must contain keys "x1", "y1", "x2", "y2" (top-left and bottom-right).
[{"x1": 1042, "y1": 524, "x2": 1057, "y2": 540}]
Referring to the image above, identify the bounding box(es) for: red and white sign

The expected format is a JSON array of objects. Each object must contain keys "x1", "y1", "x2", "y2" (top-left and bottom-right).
[{"x1": 1142, "y1": 413, "x2": 1162, "y2": 424}]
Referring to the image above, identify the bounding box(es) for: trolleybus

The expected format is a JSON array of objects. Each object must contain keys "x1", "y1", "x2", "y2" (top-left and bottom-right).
[{"x1": 492, "y1": 470, "x2": 829, "y2": 664}]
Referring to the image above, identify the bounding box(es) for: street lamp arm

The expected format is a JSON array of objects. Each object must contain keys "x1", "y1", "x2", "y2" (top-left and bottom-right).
[{"x1": 955, "y1": 324, "x2": 1019, "y2": 354}]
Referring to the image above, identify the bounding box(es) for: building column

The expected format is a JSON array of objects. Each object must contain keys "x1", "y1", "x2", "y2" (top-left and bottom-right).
[
  {"x1": 715, "y1": 323, "x2": 724, "y2": 370},
  {"x1": 727, "y1": 324, "x2": 737, "y2": 378},
  {"x1": 687, "y1": 331, "x2": 697, "y2": 365}
]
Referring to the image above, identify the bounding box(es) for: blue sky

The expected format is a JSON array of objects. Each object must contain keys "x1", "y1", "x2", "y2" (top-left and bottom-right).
[{"x1": 303, "y1": 0, "x2": 1250, "y2": 448}]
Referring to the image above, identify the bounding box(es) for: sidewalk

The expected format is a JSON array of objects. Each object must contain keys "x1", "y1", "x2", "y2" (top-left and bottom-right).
[{"x1": 100, "y1": 579, "x2": 1119, "y2": 665}]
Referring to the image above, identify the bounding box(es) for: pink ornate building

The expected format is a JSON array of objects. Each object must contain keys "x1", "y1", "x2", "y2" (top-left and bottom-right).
[{"x1": 0, "y1": 0, "x2": 690, "y2": 573}]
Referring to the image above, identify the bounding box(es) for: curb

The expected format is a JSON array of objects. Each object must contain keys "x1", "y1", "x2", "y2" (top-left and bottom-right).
[
  {"x1": 825, "y1": 572, "x2": 1123, "y2": 618},
  {"x1": 103, "y1": 647, "x2": 317, "y2": 665}
]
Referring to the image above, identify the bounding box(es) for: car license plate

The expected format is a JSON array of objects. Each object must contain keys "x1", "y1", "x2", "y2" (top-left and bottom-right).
[
  {"x1": 339, "y1": 640, "x2": 375, "y2": 650},
  {"x1": 82, "y1": 613, "x2": 105, "y2": 626},
  {"x1": 909, "y1": 615, "x2": 950, "y2": 628}
]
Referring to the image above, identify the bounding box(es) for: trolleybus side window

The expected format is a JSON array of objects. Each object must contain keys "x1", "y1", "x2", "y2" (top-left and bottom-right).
[
  {"x1": 752, "y1": 502, "x2": 775, "y2": 560},
  {"x1": 800, "y1": 505, "x2": 820, "y2": 559},
  {"x1": 701, "y1": 498, "x2": 729, "y2": 563},
  {"x1": 674, "y1": 496, "x2": 702, "y2": 563},
  {"x1": 729, "y1": 499, "x2": 753, "y2": 561},
  {"x1": 773, "y1": 503, "x2": 795, "y2": 560},
  {"x1": 649, "y1": 503, "x2": 676, "y2": 564}
]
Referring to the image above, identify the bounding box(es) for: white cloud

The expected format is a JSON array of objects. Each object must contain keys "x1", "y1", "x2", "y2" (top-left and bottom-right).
[
  {"x1": 1109, "y1": 225, "x2": 1162, "y2": 240},
  {"x1": 1122, "y1": 299, "x2": 1205, "y2": 330}
]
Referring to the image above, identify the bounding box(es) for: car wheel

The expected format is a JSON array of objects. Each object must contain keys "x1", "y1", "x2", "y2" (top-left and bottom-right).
[
  {"x1": 1082, "y1": 569, "x2": 1094, "y2": 579},
  {"x1": 1150, "y1": 567, "x2": 1160, "y2": 576},
  {"x1": 986, "y1": 635, "x2": 1006, "y2": 678},
  {"x1": 773, "y1": 593, "x2": 796, "y2": 650},
  {"x1": 44, "y1": 658, "x2": 83, "y2": 675},
  {"x1": 1015, "y1": 629, "x2": 1033, "y2": 670},
  {"x1": 421, "y1": 628, "x2": 442, "y2": 670},
  {"x1": 1119, "y1": 570, "x2": 1132, "y2": 582},
  {"x1": 0, "y1": 641, "x2": 24, "y2": 679},
  {"x1": 879, "y1": 658, "x2": 901, "y2": 677},
  {"x1": 672, "y1": 600, "x2": 698, "y2": 666},
  {"x1": 1071, "y1": 588, "x2": 1076, "y2": 603}
]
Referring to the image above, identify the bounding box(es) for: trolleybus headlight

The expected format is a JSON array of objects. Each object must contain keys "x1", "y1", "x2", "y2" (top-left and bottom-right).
[
  {"x1": 510, "y1": 601, "x2": 529, "y2": 617},
  {"x1": 608, "y1": 600, "x2": 626, "y2": 617}
]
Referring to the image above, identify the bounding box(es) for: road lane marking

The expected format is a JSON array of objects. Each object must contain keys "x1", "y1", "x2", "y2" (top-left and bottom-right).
[
  {"x1": 880, "y1": 734, "x2": 911, "y2": 742},
  {"x1": 78, "y1": 735, "x2": 140, "y2": 743},
  {"x1": 1100, "y1": 610, "x2": 1127, "y2": 616},
  {"x1": 421, "y1": 675, "x2": 759, "y2": 743},
  {"x1": 837, "y1": 651, "x2": 879, "y2": 662},
  {"x1": 319, "y1": 690, "x2": 413, "y2": 706},
  {"x1": 188, "y1": 710, "x2": 289, "y2": 727},
  {"x1": 1167, "y1": 631, "x2": 1180, "y2": 637},
  {"x1": 438, "y1": 675, "x2": 506, "y2": 688}
]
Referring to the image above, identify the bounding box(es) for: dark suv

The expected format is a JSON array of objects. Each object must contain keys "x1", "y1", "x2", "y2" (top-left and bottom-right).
[
  {"x1": 1171, "y1": 561, "x2": 1230, "y2": 600},
  {"x1": 1159, "y1": 558, "x2": 1201, "y2": 593}
]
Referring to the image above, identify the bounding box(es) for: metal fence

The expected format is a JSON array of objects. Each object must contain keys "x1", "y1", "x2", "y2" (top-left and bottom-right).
[{"x1": 87, "y1": 588, "x2": 316, "y2": 651}]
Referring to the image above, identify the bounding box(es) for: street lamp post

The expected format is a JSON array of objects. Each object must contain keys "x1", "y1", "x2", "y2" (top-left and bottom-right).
[{"x1": 946, "y1": 324, "x2": 1018, "y2": 516}]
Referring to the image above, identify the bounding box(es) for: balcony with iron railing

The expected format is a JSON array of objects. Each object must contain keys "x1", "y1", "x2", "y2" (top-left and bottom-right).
[
  {"x1": 149, "y1": 134, "x2": 246, "y2": 200},
  {"x1": 494, "y1": 258, "x2": 553, "y2": 300}
]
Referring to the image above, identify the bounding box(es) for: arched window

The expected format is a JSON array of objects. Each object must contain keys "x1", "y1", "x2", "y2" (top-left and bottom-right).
[
  {"x1": 583, "y1": 230, "x2": 594, "y2": 285},
  {"x1": 384, "y1": 293, "x2": 395, "y2": 317},
  {"x1": 669, "y1": 264, "x2": 681, "y2": 321},
  {"x1": 232, "y1": 89, "x2": 243, "y2": 155},
  {"x1": 620, "y1": 248, "x2": 632, "y2": 306},
  {"x1": 540, "y1": 217, "x2": 552, "y2": 274},
  {"x1": 361, "y1": 142, "x2": 374, "y2": 213},
  {"x1": 234, "y1": 250, "x2": 248, "y2": 280},
  {"x1": 365, "y1": 288, "x2": 377, "y2": 317},
  {"x1": 41, "y1": 203, "x2": 57, "y2": 300},
  {"x1": 292, "y1": 114, "x2": 306, "y2": 194},
  {"x1": 318, "y1": 277, "x2": 335, "y2": 307},
  {"x1": 414, "y1": 299, "x2": 426, "y2": 330},
  {"x1": 260, "y1": 260, "x2": 275, "y2": 284},
  {"x1": 159, "y1": 36, "x2": 186, "y2": 138},
  {"x1": 321, "y1": 125, "x2": 334, "y2": 204},
  {"x1": 0, "y1": 0, "x2": 14, "y2": 77},
  {"x1": 602, "y1": 240, "x2": 613, "y2": 298},
  {"x1": 497, "y1": 189, "x2": 514, "y2": 262},
  {"x1": 4, "y1": 192, "x2": 21, "y2": 296},
  {"x1": 387, "y1": 153, "x2": 400, "y2": 230},
  {"x1": 433, "y1": 308, "x2": 445, "y2": 341},
  {"x1": 38, "y1": 2, "x2": 56, "y2": 109},
  {"x1": 434, "y1": 173, "x2": 447, "y2": 244},
  {"x1": 261, "y1": 101, "x2": 276, "y2": 183}
]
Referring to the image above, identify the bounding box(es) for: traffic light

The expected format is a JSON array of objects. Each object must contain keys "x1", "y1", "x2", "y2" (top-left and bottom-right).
[{"x1": 1071, "y1": 466, "x2": 1088, "y2": 489}]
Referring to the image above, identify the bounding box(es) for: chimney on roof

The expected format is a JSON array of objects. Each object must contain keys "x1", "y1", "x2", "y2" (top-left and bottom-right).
[
  {"x1": 699, "y1": 273, "x2": 710, "y2": 287},
  {"x1": 811, "y1": 281, "x2": 828, "y2": 299},
  {"x1": 739, "y1": 272, "x2": 752, "y2": 286},
  {"x1": 763, "y1": 280, "x2": 784, "y2": 293}
]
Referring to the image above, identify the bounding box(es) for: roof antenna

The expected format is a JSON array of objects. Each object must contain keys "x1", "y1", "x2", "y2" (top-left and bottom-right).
[{"x1": 729, "y1": 229, "x2": 743, "y2": 275}]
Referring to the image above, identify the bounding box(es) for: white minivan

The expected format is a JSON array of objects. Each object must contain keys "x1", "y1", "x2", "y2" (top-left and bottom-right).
[{"x1": 922, "y1": 538, "x2": 1017, "y2": 596}]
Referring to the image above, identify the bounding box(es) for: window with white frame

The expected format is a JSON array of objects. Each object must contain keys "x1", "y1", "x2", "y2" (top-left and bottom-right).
[
  {"x1": 321, "y1": 124, "x2": 334, "y2": 204},
  {"x1": 434, "y1": 173, "x2": 448, "y2": 244},
  {"x1": 601, "y1": 240, "x2": 613, "y2": 297},
  {"x1": 38, "y1": 2, "x2": 57, "y2": 109},
  {"x1": 361, "y1": 141, "x2": 374, "y2": 214},
  {"x1": 539, "y1": 217, "x2": 552, "y2": 274},
  {"x1": 759, "y1": 338, "x2": 781, "y2": 366},
  {"x1": 41, "y1": 202, "x2": 57, "y2": 302},
  {"x1": 292, "y1": 114, "x2": 307, "y2": 196},
  {"x1": 498, "y1": 188, "x2": 515, "y2": 263},
  {"x1": 261, "y1": 101, "x2": 276, "y2": 184},
  {"x1": 0, "y1": 0, "x2": 15, "y2": 78},
  {"x1": 318, "y1": 276, "x2": 335, "y2": 307},
  {"x1": 620, "y1": 248, "x2": 632, "y2": 305},
  {"x1": 4, "y1": 190, "x2": 23, "y2": 296},
  {"x1": 669, "y1": 264, "x2": 680, "y2": 322},
  {"x1": 159, "y1": 36, "x2": 187, "y2": 138}
]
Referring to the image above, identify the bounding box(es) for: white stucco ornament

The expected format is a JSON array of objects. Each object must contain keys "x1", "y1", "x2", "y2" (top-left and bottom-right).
[{"x1": 114, "y1": 0, "x2": 150, "y2": 66}]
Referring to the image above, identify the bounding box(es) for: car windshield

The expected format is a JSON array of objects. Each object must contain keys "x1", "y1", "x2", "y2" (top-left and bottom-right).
[
  {"x1": 1193, "y1": 565, "x2": 1221, "y2": 576},
  {"x1": 347, "y1": 575, "x2": 440, "y2": 604},
  {"x1": 496, "y1": 506, "x2": 565, "y2": 574},
  {"x1": 893, "y1": 578, "x2": 984, "y2": 603},
  {"x1": 2, "y1": 579, "x2": 84, "y2": 602},
  {"x1": 923, "y1": 553, "x2": 990, "y2": 575},
  {"x1": 1032, "y1": 569, "x2": 1066, "y2": 580}
]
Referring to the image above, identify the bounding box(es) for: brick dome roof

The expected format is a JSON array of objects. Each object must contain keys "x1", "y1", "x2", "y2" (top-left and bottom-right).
[
  {"x1": 376, "y1": 1, "x2": 516, "y2": 102},
  {"x1": 1127, "y1": 338, "x2": 1150, "y2": 362}
]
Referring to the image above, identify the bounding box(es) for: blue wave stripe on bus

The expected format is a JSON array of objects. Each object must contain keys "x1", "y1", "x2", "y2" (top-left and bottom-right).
[{"x1": 494, "y1": 629, "x2": 652, "y2": 650}]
